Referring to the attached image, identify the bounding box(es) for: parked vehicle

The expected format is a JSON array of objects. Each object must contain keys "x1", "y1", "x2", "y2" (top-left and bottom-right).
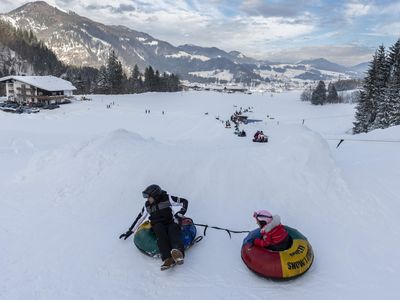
[
  {"x1": 43, "y1": 104, "x2": 60, "y2": 110},
  {"x1": 59, "y1": 99, "x2": 72, "y2": 105},
  {"x1": 22, "y1": 107, "x2": 40, "y2": 114}
]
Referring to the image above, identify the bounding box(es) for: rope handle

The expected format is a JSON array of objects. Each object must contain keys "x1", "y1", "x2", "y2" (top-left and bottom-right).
[{"x1": 193, "y1": 223, "x2": 250, "y2": 239}]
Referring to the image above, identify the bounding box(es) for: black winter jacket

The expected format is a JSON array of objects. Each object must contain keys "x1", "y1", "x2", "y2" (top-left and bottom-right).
[{"x1": 129, "y1": 191, "x2": 189, "y2": 230}]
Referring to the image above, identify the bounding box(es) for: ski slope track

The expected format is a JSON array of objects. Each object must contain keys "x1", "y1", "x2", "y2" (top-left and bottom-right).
[{"x1": 0, "y1": 91, "x2": 399, "y2": 299}]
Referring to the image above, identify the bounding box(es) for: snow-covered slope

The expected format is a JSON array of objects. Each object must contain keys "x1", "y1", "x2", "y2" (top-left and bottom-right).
[{"x1": 0, "y1": 91, "x2": 398, "y2": 299}]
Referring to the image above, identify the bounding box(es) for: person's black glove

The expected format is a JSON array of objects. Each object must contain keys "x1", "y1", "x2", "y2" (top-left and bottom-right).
[{"x1": 119, "y1": 230, "x2": 134, "y2": 240}]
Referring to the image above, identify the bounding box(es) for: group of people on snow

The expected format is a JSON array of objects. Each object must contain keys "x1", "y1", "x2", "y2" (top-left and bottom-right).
[
  {"x1": 226, "y1": 118, "x2": 268, "y2": 141},
  {"x1": 233, "y1": 125, "x2": 246, "y2": 137},
  {"x1": 120, "y1": 184, "x2": 287, "y2": 271},
  {"x1": 106, "y1": 101, "x2": 115, "y2": 109},
  {"x1": 237, "y1": 130, "x2": 246, "y2": 137},
  {"x1": 144, "y1": 109, "x2": 165, "y2": 114},
  {"x1": 226, "y1": 107, "x2": 268, "y2": 142},
  {"x1": 229, "y1": 106, "x2": 253, "y2": 124},
  {"x1": 253, "y1": 130, "x2": 268, "y2": 143}
]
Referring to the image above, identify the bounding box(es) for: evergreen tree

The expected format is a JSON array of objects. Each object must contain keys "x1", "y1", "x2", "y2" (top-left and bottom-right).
[
  {"x1": 169, "y1": 74, "x2": 180, "y2": 92},
  {"x1": 372, "y1": 45, "x2": 390, "y2": 129},
  {"x1": 126, "y1": 65, "x2": 180, "y2": 94},
  {"x1": 385, "y1": 39, "x2": 400, "y2": 126},
  {"x1": 311, "y1": 81, "x2": 326, "y2": 105},
  {"x1": 131, "y1": 64, "x2": 140, "y2": 81},
  {"x1": 106, "y1": 50, "x2": 124, "y2": 94},
  {"x1": 353, "y1": 90, "x2": 371, "y2": 133},
  {"x1": 96, "y1": 66, "x2": 110, "y2": 94},
  {"x1": 129, "y1": 64, "x2": 142, "y2": 93},
  {"x1": 144, "y1": 66, "x2": 155, "y2": 91},
  {"x1": 334, "y1": 79, "x2": 362, "y2": 91},
  {"x1": 155, "y1": 70, "x2": 161, "y2": 92},
  {"x1": 327, "y1": 82, "x2": 339, "y2": 103},
  {"x1": 300, "y1": 85, "x2": 313, "y2": 102},
  {"x1": 353, "y1": 50, "x2": 380, "y2": 133}
]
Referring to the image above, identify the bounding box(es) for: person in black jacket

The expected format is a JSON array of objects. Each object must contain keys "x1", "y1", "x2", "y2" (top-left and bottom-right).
[{"x1": 119, "y1": 184, "x2": 188, "y2": 271}]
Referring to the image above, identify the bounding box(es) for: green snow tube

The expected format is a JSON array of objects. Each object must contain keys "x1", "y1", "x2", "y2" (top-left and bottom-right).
[{"x1": 133, "y1": 219, "x2": 198, "y2": 258}]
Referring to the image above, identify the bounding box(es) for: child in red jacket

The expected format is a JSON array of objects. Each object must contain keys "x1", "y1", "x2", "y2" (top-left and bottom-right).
[{"x1": 253, "y1": 210, "x2": 291, "y2": 251}]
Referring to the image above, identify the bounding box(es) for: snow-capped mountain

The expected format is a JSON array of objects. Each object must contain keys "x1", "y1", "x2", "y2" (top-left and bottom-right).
[{"x1": 0, "y1": 1, "x2": 366, "y2": 83}]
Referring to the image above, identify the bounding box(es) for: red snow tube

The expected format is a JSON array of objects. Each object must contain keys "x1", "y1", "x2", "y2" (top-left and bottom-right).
[{"x1": 241, "y1": 226, "x2": 314, "y2": 279}]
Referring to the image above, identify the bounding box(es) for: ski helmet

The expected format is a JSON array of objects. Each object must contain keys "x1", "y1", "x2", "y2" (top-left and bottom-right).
[
  {"x1": 253, "y1": 210, "x2": 273, "y2": 224},
  {"x1": 142, "y1": 184, "x2": 163, "y2": 199}
]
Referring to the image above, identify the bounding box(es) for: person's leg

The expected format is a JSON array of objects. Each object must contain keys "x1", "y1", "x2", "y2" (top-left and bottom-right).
[
  {"x1": 167, "y1": 222, "x2": 185, "y2": 264},
  {"x1": 152, "y1": 223, "x2": 172, "y2": 261},
  {"x1": 167, "y1": 222, "x2": 184, "y2": 255}
]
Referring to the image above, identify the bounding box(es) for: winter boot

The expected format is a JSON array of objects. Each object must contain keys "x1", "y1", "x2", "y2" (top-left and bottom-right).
[
  {"x1": 171, "y1": 249, "x2": 184, "y2": 265},
  {"x1": 160, "y1": 257, "x2": 176, "y2": 271}
]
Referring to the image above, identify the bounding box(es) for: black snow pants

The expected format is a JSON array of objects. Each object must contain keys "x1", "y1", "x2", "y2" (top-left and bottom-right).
[{"x1": 152, "y1": 221, "x2": 184, "y2": 261}]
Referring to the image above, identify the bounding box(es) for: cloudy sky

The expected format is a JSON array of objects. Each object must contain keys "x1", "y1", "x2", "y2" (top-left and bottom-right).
[{"x1": 1, "y1": 0, "x2": 399, "y2": 66}]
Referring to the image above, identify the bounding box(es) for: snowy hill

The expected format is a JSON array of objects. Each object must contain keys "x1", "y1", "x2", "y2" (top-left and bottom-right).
[
  {"x1": 0, "y1": 1, "x2": 365, "y2": 83},
  {"x1": 349, "y1": 62, "x2": 369, "y2": 75},
  {"x1": 298, "y1": 58, "x2": 349, "y2": 73},
  {"x1": 1, "y1": 91, "x2": 399, "y2": 299}
]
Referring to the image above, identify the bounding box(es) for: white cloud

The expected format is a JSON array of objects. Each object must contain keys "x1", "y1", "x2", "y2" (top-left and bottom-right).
[
  {"x1": 345, "y1": 1, "x2": 372, "y2": 20},
  {"x1": 215, "y1": 16, "x2": 315, "y2": 56},
  {"x1": 369, "y1": 21, "x2": 400, "y2": 37}
]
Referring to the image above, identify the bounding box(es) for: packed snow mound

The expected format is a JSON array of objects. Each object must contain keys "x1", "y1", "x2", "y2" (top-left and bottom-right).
[
  {"x1": 16, "y1": 123, "x2": 347, "y2": 226},
  {"x1": 15, "y1": 129, "x2": 151, "y2": 183},
  {"x1": 6, "y1": 123, "x2": 352, "y2": 298}
]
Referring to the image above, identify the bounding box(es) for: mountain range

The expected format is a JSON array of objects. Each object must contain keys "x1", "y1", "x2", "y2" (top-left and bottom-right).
[{"x1": 0, "y1": 1, "x2": 368, "y2": 83}]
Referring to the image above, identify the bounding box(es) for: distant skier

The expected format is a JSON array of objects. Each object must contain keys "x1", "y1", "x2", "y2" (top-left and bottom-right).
[
  {"x1": 119, "y1": 184, "x2": 189, "y2": 271},
  {"x1": 253, "y1": 210, "x2": 291, "y2": 251}
]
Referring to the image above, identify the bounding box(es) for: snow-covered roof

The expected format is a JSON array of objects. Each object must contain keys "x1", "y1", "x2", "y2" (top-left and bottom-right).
[{"x1": 0, "y1": 76, "x2": 77, "y2": 92}]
